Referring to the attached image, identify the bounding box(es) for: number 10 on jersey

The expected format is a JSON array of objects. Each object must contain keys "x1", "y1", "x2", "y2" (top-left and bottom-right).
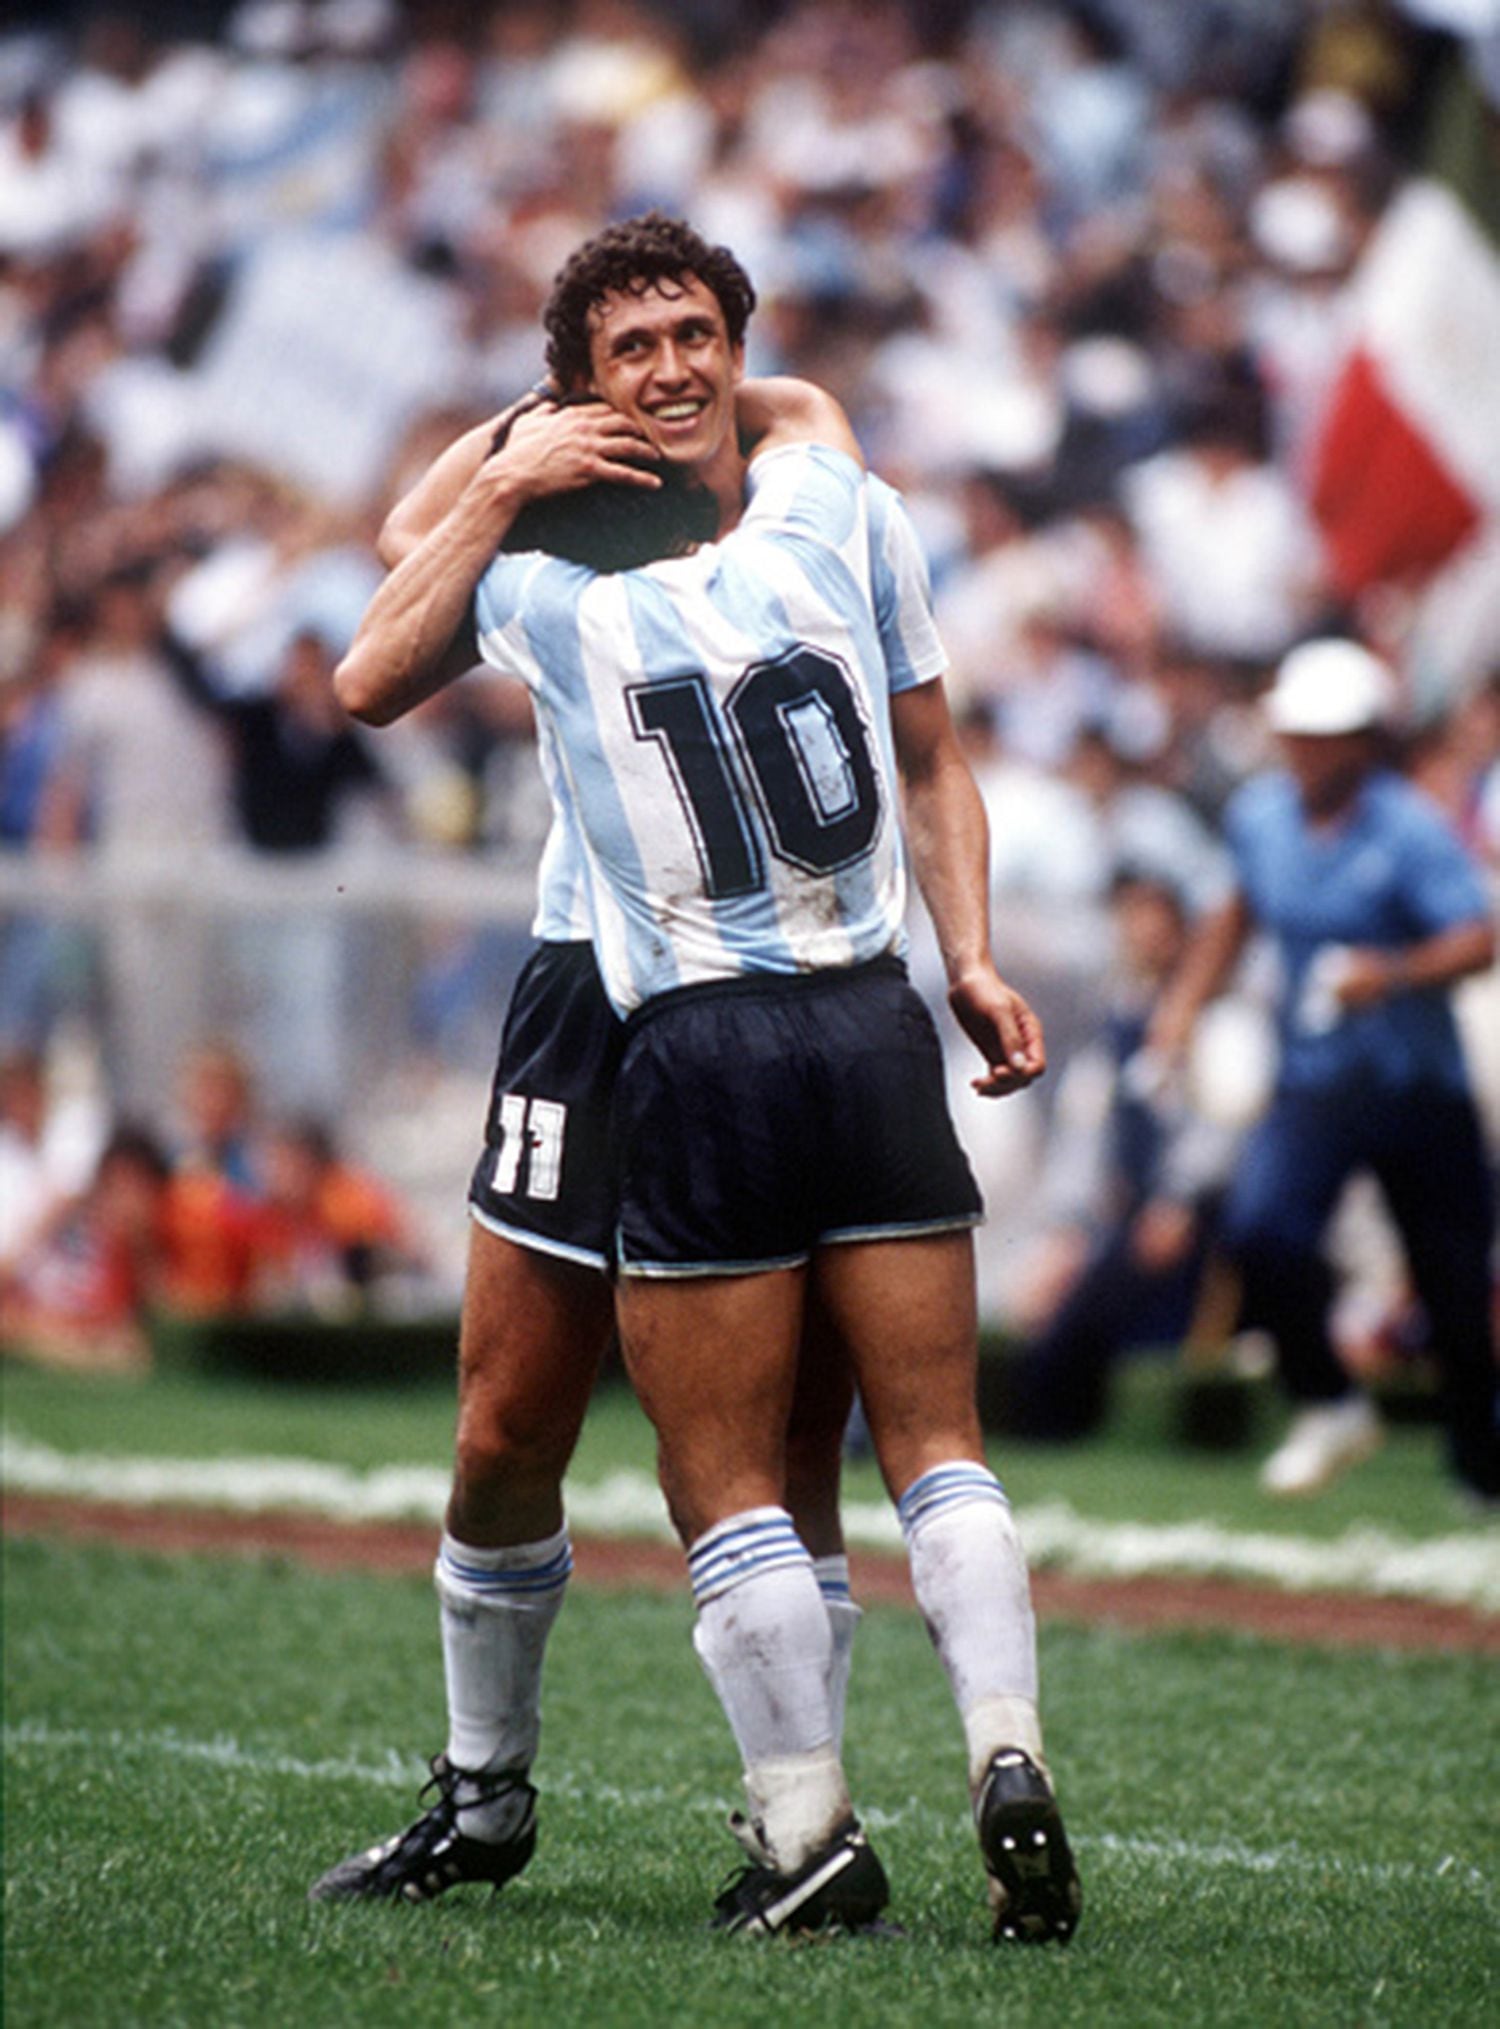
[{"x1": 627, "y1": 646, "x2": 884, "y2": 901}]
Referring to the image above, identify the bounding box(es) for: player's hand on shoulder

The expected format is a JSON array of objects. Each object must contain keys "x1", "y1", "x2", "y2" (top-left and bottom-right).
[
  {"x1": 485, "y1": 399, "x2": 663, "y2": 504},
  {"x1": 949, "y1": 967, "x2": 1047, "y2": 1097}
]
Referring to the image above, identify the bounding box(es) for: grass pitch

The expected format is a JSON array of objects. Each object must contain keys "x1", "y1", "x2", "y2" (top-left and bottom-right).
[
  {"x1": 1, "y1": 1348, "x2": 1486, "y2": 1545},
  {"x1": 5, "y1": 1532, "x2": 1497, "y2": 2029}
]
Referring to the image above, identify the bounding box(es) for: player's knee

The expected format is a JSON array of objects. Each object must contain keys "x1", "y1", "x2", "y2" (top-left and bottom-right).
[{"x1": 453, "y1": 1384, "x2": 579, "y2": 1489}]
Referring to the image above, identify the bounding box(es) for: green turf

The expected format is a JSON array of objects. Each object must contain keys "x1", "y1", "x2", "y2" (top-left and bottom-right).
[
  {"x1": 1, "y1": 1358, "x2": 462, "y2": 1474},
  {"x1": 3, "y1": 1535, "x2": 1496, "y2": 2028},
  {"x1": 1, "y1": 1352, "x2": 1481, "y2": 1542}
]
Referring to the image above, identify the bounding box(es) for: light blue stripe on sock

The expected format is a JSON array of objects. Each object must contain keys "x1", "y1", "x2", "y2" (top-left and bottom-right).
[
  {"x1": 689, "y1": 1512, "x2": 809, "y2": 1606},
  {"x1": 439, "y1": 1542, "x2": 573, "y2": 1597},
  {"x1": 897, "y1": 1462, "x2": 1007, "y2": 1540},
  {"x1": 813, "y1": 1555, "x2": 853, "y2": 1604}
]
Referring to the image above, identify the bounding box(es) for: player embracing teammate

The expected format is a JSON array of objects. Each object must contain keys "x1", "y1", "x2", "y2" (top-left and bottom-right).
[{"x1": 310, "y1": 214, "x2": 1081, "y2": 1946}]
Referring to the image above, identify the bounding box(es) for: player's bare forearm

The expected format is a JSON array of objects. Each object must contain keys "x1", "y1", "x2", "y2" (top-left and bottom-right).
[
  {"x1": 893, "y1": 680, "x2": 1044, "y2": 1094},
  {"x1": 379, "y1": 417, "x2": 508, "y2": 568},
  {"x1": 893, "y1": 682, "x2": 992, "y2": 987},
  {"x1": 342, "y1": 404, "x2": 664, "y2": 725},
  {"x1": 336, "y1": 480, "x2": 523, "y2": 724},
  {"x1": 737, "y1": 378, "x2": 865, "y2": 465},
  {"x1": 1338, "y1": 918, "x2": 1496, "y2": 1008}
]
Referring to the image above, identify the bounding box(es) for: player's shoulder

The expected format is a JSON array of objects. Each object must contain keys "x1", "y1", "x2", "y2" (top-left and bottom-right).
[
  {"x1": 742, "y1": 442, "x2": 865, "y2": 534},
  {"x1": 740, "y1": 376, "x2": 863, "y2": 461},
  {"x1": 746, "y1": 439, "x2": 863, "y2": 483},
  {"x1": 862, "y1": 469, "x2": 924, "y2": 562},
  {"x1": 475, "y1": 547, "x2": 584, "y2": 629},
  {"x1": 1366, "y1": 767, "x2": 1444, "y2": 824},
  {"x1": 1367, "y1": 769, "x2": 1477, "y2": 856},
  {"x1": 864, "y1": 468, "x2": 900, "y2": 511}
]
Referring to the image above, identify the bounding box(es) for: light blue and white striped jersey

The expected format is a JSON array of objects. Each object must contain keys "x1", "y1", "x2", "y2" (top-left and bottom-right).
[
  {"x1": 478, "y1": 445, "x2": 947, "y2": 1013},
  {"x1": 524, "y1": 462, "x2": 946, "y2": 946},
  {"x1": 528, "y1": 712, "x2": 593, "y2": 943}
]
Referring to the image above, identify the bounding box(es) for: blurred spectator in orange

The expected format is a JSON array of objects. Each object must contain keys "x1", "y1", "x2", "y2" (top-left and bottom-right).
[
  {"x1": 158, "y1": 1038, "x2": 266, "y2": 1314},
  {"x1": 255, "y1": 1114, "x2": 425, "y2": 1314},
  {"x1": 0, "y1": 1124, "x2": 171, "y2": 1369},
  {"x1": 174, "y1": 1037, "x2": 259, "y2": 1193},
  {"x1": 156, "y1": 1163, "x2": 264, "y2": 1319}
]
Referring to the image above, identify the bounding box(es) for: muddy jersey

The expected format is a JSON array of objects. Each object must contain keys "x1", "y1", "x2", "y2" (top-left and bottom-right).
[{"x1": 478, "y1": 446, "x2": 946, "y2": 1014}]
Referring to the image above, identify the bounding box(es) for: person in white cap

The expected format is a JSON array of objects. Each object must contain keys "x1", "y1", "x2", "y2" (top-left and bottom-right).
[{"x1": 1149, "y1": 638, "x2": 1499, "y2": 1502}]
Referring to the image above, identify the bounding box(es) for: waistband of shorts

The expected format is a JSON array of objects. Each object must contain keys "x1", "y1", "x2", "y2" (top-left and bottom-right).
[{"x1": 623, "y1": 951, "x2": 909, "y2": 1034}]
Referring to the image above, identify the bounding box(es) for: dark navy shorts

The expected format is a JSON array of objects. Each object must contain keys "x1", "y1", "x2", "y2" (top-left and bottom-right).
[
  {"x1": 467, "y1": 941, "x2": 625, "y2": 1271},
  {"x1": 612, "y1": 955, "x2": 983, "y2": 1276}
]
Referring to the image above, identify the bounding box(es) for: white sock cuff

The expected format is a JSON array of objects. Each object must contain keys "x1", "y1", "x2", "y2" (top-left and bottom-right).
[
  {"x1": 811, "y1": 1553, "x2": 853, "y2": 1605},
  {"x1": 436, "y1": 1527, "x2": 572, "y2": 1607},
  {"x1": 898, "y1": 1460, "x2": 1008, "y2": 1543},
  {"x1": 688, "y1": 1507, "x2": 809, "y2": 1607}
]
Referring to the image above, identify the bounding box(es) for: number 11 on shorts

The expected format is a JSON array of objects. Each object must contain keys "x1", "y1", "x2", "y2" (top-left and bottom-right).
[{"x1": 493, "y1": 1094, "x2": 567, "y2": 1201}]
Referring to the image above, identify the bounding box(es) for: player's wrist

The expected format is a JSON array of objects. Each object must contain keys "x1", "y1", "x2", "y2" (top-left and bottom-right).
[
  {"x1": 457, "y1": 464, "x2": 536, "y2": 541},
  {"x1": 946, "y1": 955, "x2": 999, "y2": 1001}
]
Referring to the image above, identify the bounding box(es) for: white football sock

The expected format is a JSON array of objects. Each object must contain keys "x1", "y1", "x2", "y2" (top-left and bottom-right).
[
  {"x1": 689, "y1": 1507, "x2": 850, "y2": 1870},
  {"x1": 897, "y1": 1462, "x2": 1045, "y2": 1792},
  {"x1": 435, "y1": 1528, "x2": 570, "y2": 1836},
  {"x1": 812, "y1": 1553, "x2": 861, "y2": 1751}
]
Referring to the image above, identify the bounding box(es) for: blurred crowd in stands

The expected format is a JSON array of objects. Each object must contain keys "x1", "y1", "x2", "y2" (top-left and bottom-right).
[
  {"x1": 0, "y1": 1033, "x2": 430, "y2": 1366},
  {"x1": 1, "y1": 0, "x2": 1499, "y2": 1375}
]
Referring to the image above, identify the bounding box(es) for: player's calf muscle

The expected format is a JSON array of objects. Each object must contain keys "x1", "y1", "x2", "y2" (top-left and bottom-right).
[{"x1": 446, "y1": 1236, "x2": 611, "y2": 1541}]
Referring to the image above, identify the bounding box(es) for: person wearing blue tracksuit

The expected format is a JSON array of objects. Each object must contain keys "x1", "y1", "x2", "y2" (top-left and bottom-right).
[{"x1": 1150, "y1": 639, "x2": 1498, "y2": 1502}]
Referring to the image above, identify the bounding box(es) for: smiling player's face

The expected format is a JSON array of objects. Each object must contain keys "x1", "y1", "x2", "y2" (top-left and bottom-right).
[{"x1": 584, "y1": 275, "x2": 744, "y2": 481}]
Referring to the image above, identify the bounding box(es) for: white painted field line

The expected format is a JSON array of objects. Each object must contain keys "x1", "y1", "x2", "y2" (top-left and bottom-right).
[
  {"x1": 4, "y1": 1721, "x2": 1491, "y2": 1900},
  {"x1": 5, "y1": 1429, "x2": 1499, "y2": 1610},
  {"x1": 1014, "y1": 1499, "x2": 1500, "y2": 1612}
]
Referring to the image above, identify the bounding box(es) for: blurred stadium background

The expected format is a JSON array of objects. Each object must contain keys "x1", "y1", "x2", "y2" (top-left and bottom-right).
[
  {"x1": 5, "y1": 19, "x2": 1499, "y2": 2018},
  {"x1": 1, "y1": 0, "x2": 1498, "y2": 1346}
]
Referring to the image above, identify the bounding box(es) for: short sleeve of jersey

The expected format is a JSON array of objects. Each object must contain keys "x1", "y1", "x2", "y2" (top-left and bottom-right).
[
  {"x1": 1221, "y1": 776, "x2": 1266, "y2": 875},
  {"x1": 740, "y1": 442, "x2": 865, "y2": 551},
  {"x1": 1391, "y1": 784, "x2": 1491, "y2": 933},
  {"x1": 474, "y1": 550, "x2": 551, "y2": 687},
  {"x1": 866, "y1": 476, "x2": 949, "y2": 695}
]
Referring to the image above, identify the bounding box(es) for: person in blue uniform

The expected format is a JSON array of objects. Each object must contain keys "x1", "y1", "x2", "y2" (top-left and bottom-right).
[{"x1": 1151, "y1": 638, "x2": 1498, "y2": 1501}]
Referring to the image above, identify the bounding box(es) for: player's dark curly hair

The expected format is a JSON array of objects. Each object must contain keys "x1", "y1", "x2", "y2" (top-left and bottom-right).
[
  {"x1": 503, "y1": 458, "x2": 718, "y2": 572},
  {"x1": 491, "y1": 394, "x2": 718, "y2": 571},
  {"x1": 543, "y1": 211, "x2": 757, "y2": 391}
]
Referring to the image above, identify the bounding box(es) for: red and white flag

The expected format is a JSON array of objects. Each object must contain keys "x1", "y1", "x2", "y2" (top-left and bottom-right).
[{"x1": 1308, "y1": 177, "x2": 1500, "y2": 597}]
